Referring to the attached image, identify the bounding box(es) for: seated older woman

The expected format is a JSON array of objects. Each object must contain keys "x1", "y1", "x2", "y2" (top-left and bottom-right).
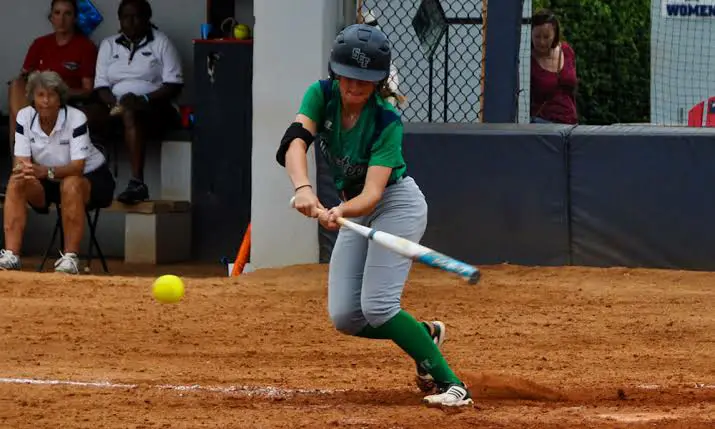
[
  {"x1": 0, "y1": 71, "x2": 116, "y2": 274},
  {"x1": 86, "y1": 0, "x2": 183, "y2": 204}
]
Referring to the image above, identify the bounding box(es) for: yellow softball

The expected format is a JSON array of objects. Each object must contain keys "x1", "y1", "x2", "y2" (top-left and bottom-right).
[{"x1": 152, "y1": 274, "x2": 185, "y2": 304}]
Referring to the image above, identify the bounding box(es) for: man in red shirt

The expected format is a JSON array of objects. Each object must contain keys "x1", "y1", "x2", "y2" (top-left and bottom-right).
[{"x1": 7, "y1": 0, "x2": 98, "y2": 154}]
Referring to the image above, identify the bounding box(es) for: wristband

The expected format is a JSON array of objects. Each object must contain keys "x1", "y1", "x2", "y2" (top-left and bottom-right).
[{"x1": 295, "y1": 184, "x2": 312, "y2": 192}]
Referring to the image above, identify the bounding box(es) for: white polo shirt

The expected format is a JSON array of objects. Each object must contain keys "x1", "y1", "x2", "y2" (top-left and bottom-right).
[
  {"x1": 94, "y1": 29, "x2": 183, "y2": 99},
  {"x1": 14, "y1": 105, "x2": 106, "y2": 174}
]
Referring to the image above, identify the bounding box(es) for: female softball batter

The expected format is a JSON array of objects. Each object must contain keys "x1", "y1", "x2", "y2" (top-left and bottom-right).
[{"x1": 276, "y1": 23, "x2": 473, "y2": 408}]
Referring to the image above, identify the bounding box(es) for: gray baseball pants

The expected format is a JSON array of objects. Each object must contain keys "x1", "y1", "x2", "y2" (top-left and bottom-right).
[{"x1": 328, "y1": 176, "x2": 428, "y2": 335}]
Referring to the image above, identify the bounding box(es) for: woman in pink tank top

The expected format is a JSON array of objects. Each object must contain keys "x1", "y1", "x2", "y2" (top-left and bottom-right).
[{"x1": 530, "y1": 10, "x2": 578, "y2": 124}]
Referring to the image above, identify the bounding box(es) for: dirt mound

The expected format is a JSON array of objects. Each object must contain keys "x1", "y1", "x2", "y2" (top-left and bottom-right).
[{"x1": 461, "y1": 371, "x2": 567, "y2": 402}]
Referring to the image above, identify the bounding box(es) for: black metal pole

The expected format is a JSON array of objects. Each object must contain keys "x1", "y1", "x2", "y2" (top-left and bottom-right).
[
  {"x1": 482, "y1": 0, "x2": 523, "y2": 122},
  {"x1": 443, "y1": 26, "x2": 449, "y2": 122},
  {"x1": 428, "y1": 58, "x2": 434, "y2": 122}
]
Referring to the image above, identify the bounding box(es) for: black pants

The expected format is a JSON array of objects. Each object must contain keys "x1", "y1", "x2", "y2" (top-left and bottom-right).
[
  {"x1": 31, "y1": 163, "x2": 116, "y2": 214},
  {"x1": 83, "y1": 98, "x2": 180, "y2": 144}
]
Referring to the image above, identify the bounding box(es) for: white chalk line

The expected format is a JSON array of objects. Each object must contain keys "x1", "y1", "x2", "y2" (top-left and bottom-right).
[
  {"x1": 0, "y1": 377, "x2": 340, "y2": 399},
  {"x1": 4, "y1": 377, "x2": 713, "y2": 403},
  {"x1": 637, "y1": 383, "x2": 715, "y2": 390}
]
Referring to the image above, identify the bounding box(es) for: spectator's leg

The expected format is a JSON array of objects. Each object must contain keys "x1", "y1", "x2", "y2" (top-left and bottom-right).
[
  {"x1": 8, "y1": 78, "x2": 29, "y2": 155},
  {"x1": 116, "y1": 107, "x2": 149, "y2": 204},
  {"x1": 59, "y1": 176, "x2": 91, "y2": 254},
  {"x1": 81, "y1": 101, "x2": 112, "y2": 140},
  {"x1": 123, "y1": 107, "x2": 145, "y2": 181},
  {"x1": 3, "y1": 175, "x2": 45, "y2": 253}
]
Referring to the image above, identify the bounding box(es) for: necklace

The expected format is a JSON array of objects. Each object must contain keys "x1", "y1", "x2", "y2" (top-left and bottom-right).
[{"x1": 343, "y1": 110, "x2": 359, "y2": 124}]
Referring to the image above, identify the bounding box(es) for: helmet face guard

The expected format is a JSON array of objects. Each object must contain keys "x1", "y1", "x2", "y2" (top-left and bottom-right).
[{"x1": 329, "y1": 24, "x2": 391, "y2": 83}]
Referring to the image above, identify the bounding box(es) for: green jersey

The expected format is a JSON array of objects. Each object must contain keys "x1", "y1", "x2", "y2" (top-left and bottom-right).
[{"x1": 297, "y1": 79, "x2": 406, "y2": 195}]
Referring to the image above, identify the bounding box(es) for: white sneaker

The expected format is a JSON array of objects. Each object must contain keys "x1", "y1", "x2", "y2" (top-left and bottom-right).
[
  {"x1": 415, "y1": 320, "x2": 446, "y2": 392},
  {"x1": 54, "y1": 252, "x2": 79, "y2": 274},
  {"x1": 0, "y1": 249, "x2": 21, "y2": 270},
  {"x1": 423, "y1": 383, "x2": 474, "y2": 408}
]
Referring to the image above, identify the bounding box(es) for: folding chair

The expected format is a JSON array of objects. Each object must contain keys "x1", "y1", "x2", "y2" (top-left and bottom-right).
[
  {"x1": 37, "y1": 203, "x2": 109, "y2": 273},
  {"x1": 37, "y1": 143, "x2": 113, "y2": 273}
]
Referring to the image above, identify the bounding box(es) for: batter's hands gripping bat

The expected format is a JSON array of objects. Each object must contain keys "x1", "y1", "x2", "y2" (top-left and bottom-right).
[{"x1": 290, "y1": 197, "x2": 480, "y2": 284}]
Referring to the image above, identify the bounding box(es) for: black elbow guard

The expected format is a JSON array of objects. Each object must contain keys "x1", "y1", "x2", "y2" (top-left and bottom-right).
[{"x1": 276, "y1": 122, "x2": 315, "y2": 167}]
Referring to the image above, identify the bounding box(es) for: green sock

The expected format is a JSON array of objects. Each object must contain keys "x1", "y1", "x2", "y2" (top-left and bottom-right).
[
  {"x1": 356, "y1": 310, "x2": 461, "y2": 385},
  {"x1": 357, "y1": 319, "x2": 432, "y2": 339}
]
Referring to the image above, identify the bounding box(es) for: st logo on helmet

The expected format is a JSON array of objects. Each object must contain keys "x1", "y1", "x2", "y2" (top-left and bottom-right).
[
  {"x1": 351, "y1": 48, "x2": 371, "y2": 69},
  {"x1": 329, "y1": 23, "x2": 391, "y2": 82}
]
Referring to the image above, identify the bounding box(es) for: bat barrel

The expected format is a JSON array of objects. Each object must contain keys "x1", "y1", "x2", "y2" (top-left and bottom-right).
[
  {"x1": 467, "y1": 269, "x2": 480, "y2": 284},
  {"x1": 416, "y1": 251, "x2": 481, "y2": 285}
]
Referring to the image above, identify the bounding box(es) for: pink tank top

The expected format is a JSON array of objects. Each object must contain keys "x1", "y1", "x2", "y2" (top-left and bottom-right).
[{"x1": 530, "y1": 42, "x2": 578, "y2": 124}]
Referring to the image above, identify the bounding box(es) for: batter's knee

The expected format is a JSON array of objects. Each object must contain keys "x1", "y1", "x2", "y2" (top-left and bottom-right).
[
  {"x1": 361, "y1": 301, "x2": 401, "y2": 329},
  {"x1": 328, "y1": 310, "x2": 364, "y2": 336}
]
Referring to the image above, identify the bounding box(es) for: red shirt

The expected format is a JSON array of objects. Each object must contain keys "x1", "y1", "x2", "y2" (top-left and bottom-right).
[
  {"x1": 530, "y1": 42, "x2": 578, "y2": 124},
  {"x1": 22, "y1": 33, "x2": 98, "y2": 90}
]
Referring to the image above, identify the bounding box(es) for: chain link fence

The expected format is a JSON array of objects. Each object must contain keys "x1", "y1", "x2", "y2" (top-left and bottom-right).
[
  {"x1": 357, "y1": 0, "x2": 486, "y2": 123},
  {"x1": 517, "y1": 0, "x2": 533, "y2": 124}
]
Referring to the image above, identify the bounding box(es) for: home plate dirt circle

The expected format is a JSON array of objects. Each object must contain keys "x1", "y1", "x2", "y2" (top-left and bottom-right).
[{"x1": 1, "y1": 263, "x2": 715, "y2": 428}]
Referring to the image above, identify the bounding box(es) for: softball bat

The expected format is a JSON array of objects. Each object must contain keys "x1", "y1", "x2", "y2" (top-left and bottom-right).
[{"x1": 290, "y1": 196, "x2": 480, "y2": 284}]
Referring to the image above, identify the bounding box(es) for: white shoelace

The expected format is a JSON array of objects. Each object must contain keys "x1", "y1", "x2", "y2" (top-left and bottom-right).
[{"x1": 55, "y1": 252, "x2": 78, "y2": 272}]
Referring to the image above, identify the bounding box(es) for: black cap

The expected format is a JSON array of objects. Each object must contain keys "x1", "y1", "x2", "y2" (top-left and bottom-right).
[{"x1": 329, "y1": 23, "x2": 391, "y2": 82}]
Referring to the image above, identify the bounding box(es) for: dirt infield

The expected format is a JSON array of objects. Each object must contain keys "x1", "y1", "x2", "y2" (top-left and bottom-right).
[{"x1": 1, "y1": 262, "x2": 715, "y2": 428}]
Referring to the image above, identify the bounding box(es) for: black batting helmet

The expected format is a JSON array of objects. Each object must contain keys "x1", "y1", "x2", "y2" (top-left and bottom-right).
[{"x1": 329, "y1": 23, "x2": 391, "y2": 82}]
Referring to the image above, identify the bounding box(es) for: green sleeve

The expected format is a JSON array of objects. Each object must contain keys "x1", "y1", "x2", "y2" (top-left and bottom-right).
[
  {"x1": 297, "y1": 81, "x2": 325, "y2": 124},
  {"x1": 368, "y1": 121, "x2": 405, "y2": 168}
]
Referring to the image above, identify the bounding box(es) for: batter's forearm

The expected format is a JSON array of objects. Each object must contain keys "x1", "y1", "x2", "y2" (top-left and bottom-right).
[
  {"x1": 285, "y1": 140, "x2": 312, "y2": 189},
  {"x1": 339, "y1": 189, "x2": 380, "y2": 218}
]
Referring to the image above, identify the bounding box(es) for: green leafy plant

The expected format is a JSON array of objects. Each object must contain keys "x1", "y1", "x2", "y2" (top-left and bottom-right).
[{"x1": 530, "y1": 0, "x2": 650, "y2": 124}]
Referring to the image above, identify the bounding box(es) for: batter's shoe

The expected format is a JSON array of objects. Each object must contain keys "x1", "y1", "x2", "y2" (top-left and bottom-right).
[
  {"x1": 422, "y1": 382, "x2": 474, "y2": 408},
  {"x1": 415, "y1": 320, "x2": 446, "y2": 393},
  {"x1": 0, "y1": 250, "x2": 21, "y2": 270}
]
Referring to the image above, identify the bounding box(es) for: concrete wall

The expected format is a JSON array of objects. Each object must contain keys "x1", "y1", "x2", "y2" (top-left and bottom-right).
[
  {"x1": 650, "y1": 0, "x2": 715, "y2": 125},
  {"x1": 250, "y1": 0, "x2": 345, "y2": 269}
]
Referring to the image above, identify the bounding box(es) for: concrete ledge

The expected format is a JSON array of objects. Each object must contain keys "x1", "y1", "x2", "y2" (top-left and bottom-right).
[
  {"x1": 160, "y1": 140, "x2": 192, "y2": 202},
  {"x1": 124, "y1": 210, "x2": 192, "y2": 264},
  {"x1": 111, "y1": 199, "x2": 192, "y2": 264},
  {"x1": 106, "y1": 200, "x2": 191, "y2": 214}
]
